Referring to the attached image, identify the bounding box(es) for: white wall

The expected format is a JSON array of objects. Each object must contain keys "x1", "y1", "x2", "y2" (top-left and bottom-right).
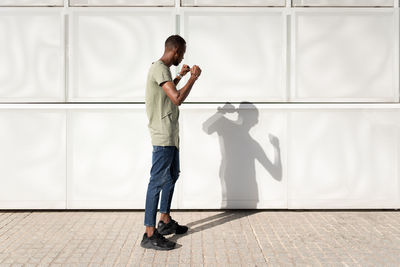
[
  {"x1": 0, "y1": 0, "x2": 399, "y2": 209},
  {"x1": 0, "y1": 0, "x2": 63, "y2": 6},
  {"x1": 0, "y1": 108, "x2": 66, "y2": 209},
  {"x1": 0, "y1": 8, "x2": 64, "y2": 101},
  {"x1": 68, "y1": 8, "x2": 175, "y2": 101},
  {"x1": 182, "y1": 9, "x2": 286, "y2": 102},
  {"x1": 1, "y1": 104, "x2": 399, "y2": 209},
  {"x1": 293, "y1": 9, "x2": 397, "y2": 101}
]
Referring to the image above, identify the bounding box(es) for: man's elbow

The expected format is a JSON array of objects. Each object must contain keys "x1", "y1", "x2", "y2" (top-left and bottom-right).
[
  {"x1": 173, "y1": 98, "x2": 182, "y2": 106},
  {"x1": 168, "y1": 95, "x2": 181, "y2": 106},
  {"x1": 202, "y1": 124, "x2": 210, "y2": 134}
]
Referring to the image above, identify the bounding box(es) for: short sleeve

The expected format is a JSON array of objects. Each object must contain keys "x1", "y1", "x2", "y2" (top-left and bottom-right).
[{"x1": 153, "y1": 63, "x2": 172, "y2": 86}]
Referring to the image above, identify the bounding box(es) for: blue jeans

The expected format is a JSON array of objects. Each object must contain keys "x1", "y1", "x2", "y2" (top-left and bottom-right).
[{"x1": 144, "y1": 145, "x2": 180, "y2": 227}]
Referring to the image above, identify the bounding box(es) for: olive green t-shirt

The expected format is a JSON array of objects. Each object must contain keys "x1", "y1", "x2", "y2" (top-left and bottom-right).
[{"x1": 145, "y1": 60, "x2": 179, "y2": 149}]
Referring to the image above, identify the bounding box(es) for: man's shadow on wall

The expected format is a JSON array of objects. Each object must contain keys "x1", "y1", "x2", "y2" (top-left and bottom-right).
[
  {"x1": 170, "y1": 102, "x2": 282, "y2": 244},
  {"x1": 202, "y1": 101, "x2": 282, "y2": 208}
]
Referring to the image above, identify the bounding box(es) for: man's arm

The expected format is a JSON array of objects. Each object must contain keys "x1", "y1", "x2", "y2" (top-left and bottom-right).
[
  {"x1": 255, "y1": 134, "x2": 282, "y2": 181},
  {"x1": 161, "y1": 65, "x2": 201, "y2": 106},
  {"x1": 202, "y1": 102, "x2": 235, "y2": 134}
]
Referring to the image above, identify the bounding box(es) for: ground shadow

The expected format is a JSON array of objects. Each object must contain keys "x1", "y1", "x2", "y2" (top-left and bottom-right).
[{"x1": 169, "y1": 210, "x2": 259, "y2": 243}]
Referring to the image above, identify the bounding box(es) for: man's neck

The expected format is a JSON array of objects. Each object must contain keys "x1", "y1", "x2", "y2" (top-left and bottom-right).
[{"x1": 160, "y1": 55, "x2": 173, "y2": 67}]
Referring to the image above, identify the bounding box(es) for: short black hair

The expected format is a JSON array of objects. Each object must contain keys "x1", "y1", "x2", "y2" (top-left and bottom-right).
[{"x1": 165, "y1": 35, "x2": 186, "y2": 51}]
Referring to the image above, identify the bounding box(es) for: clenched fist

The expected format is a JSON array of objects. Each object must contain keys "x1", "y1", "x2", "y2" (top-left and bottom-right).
[
  {"x1": 190, "y1": 65, "x2": 202, "y2": 79},
  {"x1": 179, "y1": 64, "x2": 190, "y2": 76},
  {"x1": 268, "y1": 134, "x2": 280, "y2": 148},
  {"x1": 217, "y1": 102, "x2": 236, "y2": 114}
]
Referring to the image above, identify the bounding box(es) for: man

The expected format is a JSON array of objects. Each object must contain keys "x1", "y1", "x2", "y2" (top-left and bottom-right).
[{"x1": 141, "y1": 35, "x2": 202, "y2": 250}]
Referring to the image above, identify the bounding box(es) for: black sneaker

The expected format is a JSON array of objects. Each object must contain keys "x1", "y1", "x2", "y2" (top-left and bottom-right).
[
  {"x1": 157, "y1": 218, "x2": 188, "y2": 235},
  {"x1": 140, "y1": 229, "x2": 176, "y2": 250}
]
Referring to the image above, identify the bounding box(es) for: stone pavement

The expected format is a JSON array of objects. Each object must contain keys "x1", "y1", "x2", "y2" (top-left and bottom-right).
[{"x1": 0, "y1": 210, "x2": 399, "y2": 266}]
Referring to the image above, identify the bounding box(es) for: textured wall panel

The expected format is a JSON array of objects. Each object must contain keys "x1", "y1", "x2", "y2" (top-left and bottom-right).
[
  {"x1": 293, "y1": 0, "x2": 393, "y2": 7},
  {"x1": 0, "y1": 0, "x2": 63, "y2": 6},
  {"x1": 70, "y1": 0, "x2": 174, "y2": 6},
  {"x1": 0, "y1": 110, "x2": 66, "y2": 209},
  {"x1": 288, "y1": 109, "x2": 399, "y2": 208},
  {"x1": 0, "y1": 9, "x2": 64, "y2": 101},
  {"x1": 181, "y1": 0, "x2": 285, "y2": 6},
  {"x1": 180, "y1": 104, "x2": 286, "y2": 209},
  {"x1": 183, "y1": 10, "x2": 285, "y2": 102},
  {"x1": 293, "y1": 10, "x2": 397, "y2": 101},
  {"x1": 67, "y1": 108, "x2": 160, "y2": 209},
  {"x1": 69, "y1": 9, "x2": 174, "y2": 101}
]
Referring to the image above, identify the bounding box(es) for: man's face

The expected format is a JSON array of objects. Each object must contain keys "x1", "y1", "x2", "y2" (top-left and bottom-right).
[{"x1": 173, "y1": 45, "x2": 186, "y2": 66}]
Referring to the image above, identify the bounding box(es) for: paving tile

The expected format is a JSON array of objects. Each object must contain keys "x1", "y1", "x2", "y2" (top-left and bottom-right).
[{"x1": 0, "y1": 211, "x2": 398, "y2": 265}]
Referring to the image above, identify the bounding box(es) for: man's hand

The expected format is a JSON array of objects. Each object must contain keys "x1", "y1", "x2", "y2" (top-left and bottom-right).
[
  {"x1": 179, "y1": 64, "x2": 190, "y2": 76},
  {"x1": 190, "y1": 65, "x2": 202, "y2": 79},
  {"x1": 268, "y1": 134, "x2": 280, "y2": 148},
  {"x1": 217, "y1": 102, "x2": 236, "y2": 114}
]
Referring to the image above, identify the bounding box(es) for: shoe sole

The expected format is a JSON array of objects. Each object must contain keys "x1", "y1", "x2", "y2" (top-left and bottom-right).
[
  {"x1": 158, "y1": 229, "x2": 188, "y2": 235},
  {"x1": 140, "y1": 242, "x2": 176, "y2": 251}
]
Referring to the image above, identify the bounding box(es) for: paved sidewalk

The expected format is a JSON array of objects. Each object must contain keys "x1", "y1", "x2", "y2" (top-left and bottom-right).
[{"x1": 0, "y1": 210, "x2": 399, "y2": 266}]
